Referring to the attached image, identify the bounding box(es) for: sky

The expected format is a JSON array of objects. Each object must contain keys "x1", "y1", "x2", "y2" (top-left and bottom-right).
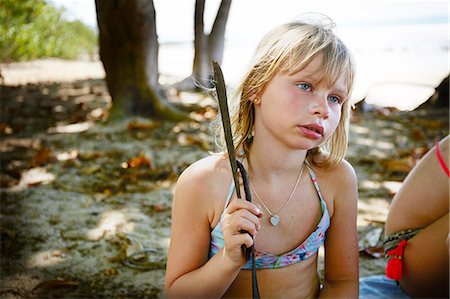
[{"x1": 51, "y1": 0, "x2": 448, "y2": 42}]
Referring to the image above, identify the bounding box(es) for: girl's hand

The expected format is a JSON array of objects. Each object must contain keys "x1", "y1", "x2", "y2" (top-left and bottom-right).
[{"x1": 221, "y1": 198, "x2": 263, "y2": 266}]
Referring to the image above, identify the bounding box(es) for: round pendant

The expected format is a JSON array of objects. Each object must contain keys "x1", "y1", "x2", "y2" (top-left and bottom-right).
[{"x1": 269, "y1": 215, "x2": 280, "y2": 226}]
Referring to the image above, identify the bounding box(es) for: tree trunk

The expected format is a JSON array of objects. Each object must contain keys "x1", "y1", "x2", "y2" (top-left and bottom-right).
[
  {"x1": 208, "y1": 0, "x2": 232, "y2": 65},
  {"x1": 192, "y1": 0, "x2": 209, "y2": 87},
  {"x1": 176, "y1": 0, "x2": 232, "y2": 91},
  {"x1": 95, "y1": 0, "x2": 188, "y2": 121}
]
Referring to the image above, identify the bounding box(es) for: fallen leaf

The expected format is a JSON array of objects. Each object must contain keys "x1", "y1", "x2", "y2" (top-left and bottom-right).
[
  {"x1": 380, "y1": 157, "x2": 414, "y2": 173},
  {"x1": 32, "y1": 279, "x2": 78, "y2": 293},
  {"x1": 32, "y1": 148, "x2": 55, "y2": 166},
  {"x1": 411, "y1": 127, "x2": 425, "y2": 141},
  {"x1": 153, "y1": 204, "x2": 168, "y2": 212},
  {"x1": 411, "y1": 146, "x2": 429, "y2": 160},
  {"x1": 104, "y1": 268, "x2": 118, "y2": 276},
  {"x1": 126, "y1": 155, "x2": 152, "y2": 169},
  {"x1": 0, "y1": 173, "x2": 19, "y2": 188},
  {"x1": 126, "y1": 241, "x2": 145, "y2": 259},
  {"x1": 177, "y1": 133, "x2": 210, "y2": 151},
  {"x1": 0, "y1": 123, "x2": 13, "y2": 134},
  {"x1": 128, "y1": 119, "x2": 159, "y2": 131}
]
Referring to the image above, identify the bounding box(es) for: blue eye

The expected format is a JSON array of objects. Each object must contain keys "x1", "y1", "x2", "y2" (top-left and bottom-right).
[
  {"x1": 328, "y1": 95, "x2": 341, "y2": 104},
  {"x1": 297, "y1": 83, "x2": 311, "y2": 91}
]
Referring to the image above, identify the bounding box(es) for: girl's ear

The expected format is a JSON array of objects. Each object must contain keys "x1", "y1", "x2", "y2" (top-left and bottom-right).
[{"x1": 249, "y1": 93, "x2": 261, "y2": 105}]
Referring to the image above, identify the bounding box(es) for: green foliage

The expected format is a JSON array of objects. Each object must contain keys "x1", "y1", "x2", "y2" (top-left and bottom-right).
[{"x1": 0, "y1": 0, "x2": 97, "y2": 62}]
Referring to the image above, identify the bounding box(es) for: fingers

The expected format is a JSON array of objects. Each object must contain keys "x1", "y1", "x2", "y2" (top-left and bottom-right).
[
  {"x1": 235, "y1": 233, "x2": 254, "y2": 249},
  {"x1": 224, "y1": 200, "x2": 262, "y2": 234},
  {"x1": 225, "y1": 197, "x2": 263, "y2": 218},
  {"x1": 223, "y1": 212, "x2": 260, "y2": 236},
  {"x1": 222, "y1": 197, "x2": 262, "y2": 245},
  {"x1": 221, "y1": 198, "x2": 262, "y2": 266}
]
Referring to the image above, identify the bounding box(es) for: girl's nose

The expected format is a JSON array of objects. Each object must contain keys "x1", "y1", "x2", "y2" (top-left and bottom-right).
[{"x1": 309, "y1": 96, "x2": 330, "y2": 119}]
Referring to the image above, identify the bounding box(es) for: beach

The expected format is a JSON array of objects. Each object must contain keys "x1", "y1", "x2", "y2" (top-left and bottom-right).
[
  {"x1": 1, "y1": 14, "x2": 449, "y2": 296},
  {"x1": 1, "y1": 54, "x2": 448, "y2": 297}
]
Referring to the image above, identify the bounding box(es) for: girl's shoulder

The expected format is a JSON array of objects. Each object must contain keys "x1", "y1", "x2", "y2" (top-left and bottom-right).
[
  {"x1": 177, "y1": 153, "x2": 232, "y2": 186},
  {"x1": 175, "y1": 153, "x2": 233, "y2": 203},
  {"x1": 329, "y1": 159, "x2": 357, "y2": 184},
  {"x1": 174, "y1": 153, "x2": 233, "y2": 226},
  {"x1": 309, "y1": 157, "x2": 357, "y2": 207},
  {"x1": 310, "y1": 155, "x2": 357, "y2": 185}
]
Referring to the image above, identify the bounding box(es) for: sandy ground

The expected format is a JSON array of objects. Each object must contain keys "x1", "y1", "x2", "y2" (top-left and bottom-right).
[
  {"x1": 0, "y1": 59, "x2": 105, "y2": 86},
  {"x1": 0, "y1": 60, "x2": 448, "y2": 298}
]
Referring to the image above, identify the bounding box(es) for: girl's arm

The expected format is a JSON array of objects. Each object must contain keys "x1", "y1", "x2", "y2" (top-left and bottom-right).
[
  {"x1": 164, "y1": 157, "x2": 261, "y2": 298},
  {"x1": 319, "y1": 160, "x2": 359, "y2": 298}
]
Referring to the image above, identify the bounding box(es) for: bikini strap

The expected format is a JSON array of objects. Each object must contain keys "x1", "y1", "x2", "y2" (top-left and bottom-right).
[
  {"x1": 304, "y1": 160, "x2": 326, "y2": 203},
  {"x1": 435, "y1": 141, "x2": 449, "y2": 177},
  {"x1": 223, "y1": 179, "x2": 235, "y2": 209},
  {"x1": 223, "y1": 156, "x2": 243, "y2": 209}
]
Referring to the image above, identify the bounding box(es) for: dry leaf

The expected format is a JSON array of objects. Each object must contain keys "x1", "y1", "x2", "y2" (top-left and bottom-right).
[
  {"x1": 0, "y1": 123, "x2": 13, "y2": 134},
  {"x1": 32, "y1": 279, "x2": 79, "y2": 293},
  {"x1": 411, "y1": 127, "x2": 425, "y2": 141},
  {"x1": 104, "y1": 268, "x2": 118, "y2": 276},
  {"x1": 0, "y1": 173, "x2": 19, "y2": 188},
  {"x1": 126, "y1": 241, "x2": 145, "y2": 259},
  {"x1": 153, "y1": 204, "x2": 167, "y2": 212},
  {"x1": 32, "y1": 148, "x2": 54, "y2": 166},
  {"x1": 177, "y1": 134, "x2": 209, "y2": 150},
  {"x1": 381, "y1": 157, "x2": 414, "y2": 173},
  {"x1": 128, "y1": 119, "x2": 159, "y2": 131},
  {"x1": 126, "y1": 155, "x2": 152, "y2": 169},
  {"x1": 411, "y1": 146, "x2": 429, "y2": 159}
]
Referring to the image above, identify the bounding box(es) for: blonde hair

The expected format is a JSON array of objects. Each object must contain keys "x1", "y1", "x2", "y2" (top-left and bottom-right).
[{"x1": 214, "y1": 14, "x2": 355, "y2": 169}]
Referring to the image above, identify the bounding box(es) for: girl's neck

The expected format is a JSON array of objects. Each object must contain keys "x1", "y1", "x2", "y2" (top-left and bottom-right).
[{"x1": 247, "y1": 136, "x2": 307, "y2": 182}]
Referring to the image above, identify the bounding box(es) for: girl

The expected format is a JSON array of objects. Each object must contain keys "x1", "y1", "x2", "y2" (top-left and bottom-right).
[{"x1": 165, "y1": 15, "x2": 359, "y2": 298}]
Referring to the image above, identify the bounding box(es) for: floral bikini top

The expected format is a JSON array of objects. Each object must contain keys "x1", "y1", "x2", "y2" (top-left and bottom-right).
[{"x1": 208, "y1": 161, "x2": 331, "y2": 269}]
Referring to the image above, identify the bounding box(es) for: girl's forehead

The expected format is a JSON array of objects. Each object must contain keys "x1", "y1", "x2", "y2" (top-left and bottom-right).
[
  {"x1": 279, "y1": 66, "x2": 348, "y2": 92},
  {"x1": 289, "y1": 53, "x2": 323, "y2": 74},
  {"x1": 289, "y1": 58, "x2": 349, "y2": 90}
]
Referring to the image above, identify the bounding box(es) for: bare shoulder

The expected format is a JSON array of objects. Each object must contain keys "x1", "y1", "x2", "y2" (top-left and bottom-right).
[
  {"x1": 329, "y1": 159, "x2": 358, "y2": 213},
  {"x1": 174, "y1": 154, "x2": 233, "y2": 222},
  {"x1": 176, "y1": 153, "x2": 231, "y2": 192},
  {"x1": 328, "y1": 159, "x2": 358, "y2": 198},
  {"x1": 311, "y1": 158, "x2": 358, "y2": 214},
  {"x1": 331, "y1": 159, "x2": 357, "y2": 185},
  {"x1": 312, "y1": 157, "x2": 357, "y2": 188}
]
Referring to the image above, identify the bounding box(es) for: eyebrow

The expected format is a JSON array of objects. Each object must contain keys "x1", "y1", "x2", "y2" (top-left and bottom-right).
[
  {"x1": 333, "y1": 87, "x2": 348, "y2": 95},
  {"x1": 288, "y1": 70, "x2": 349, "y2": 94},
  {"x1": 290, "y1": 72, "x2": 321, "y2": 83}
]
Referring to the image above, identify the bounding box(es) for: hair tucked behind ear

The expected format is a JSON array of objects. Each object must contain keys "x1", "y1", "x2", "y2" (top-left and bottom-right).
[{"x1": 212, "y1": 13, "x2": 355, "y2": 168}]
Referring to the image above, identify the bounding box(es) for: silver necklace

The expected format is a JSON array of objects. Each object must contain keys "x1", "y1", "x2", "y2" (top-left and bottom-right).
[{"x1": 249, "y1": 163, "x2": 305, "y2": 226}]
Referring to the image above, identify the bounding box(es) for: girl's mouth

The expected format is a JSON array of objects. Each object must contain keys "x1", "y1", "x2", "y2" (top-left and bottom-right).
[{"x1": 299, "y1": 124, "x2": 324, "y2": 139}]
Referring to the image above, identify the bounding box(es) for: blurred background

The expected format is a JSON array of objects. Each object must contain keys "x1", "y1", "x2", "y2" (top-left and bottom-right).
[{"x1": 2, "y1": 0, "x2": 449, "y2": 109}]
